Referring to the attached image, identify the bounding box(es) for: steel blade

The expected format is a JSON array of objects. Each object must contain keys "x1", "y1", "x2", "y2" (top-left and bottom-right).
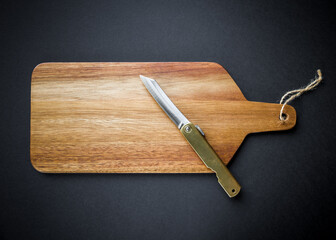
[{"x1": 140, "y1": 75, "x2": 190, "y2": 129}]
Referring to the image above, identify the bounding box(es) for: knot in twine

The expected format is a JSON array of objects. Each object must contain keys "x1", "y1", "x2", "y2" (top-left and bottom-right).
[{"x1": 279, "y1": 69, "x2": 323, "y2": 121}]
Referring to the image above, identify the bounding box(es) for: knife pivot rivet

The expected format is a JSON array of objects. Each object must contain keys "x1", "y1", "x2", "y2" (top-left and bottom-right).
[{"x1": 185, "y1": 126, "x2": 191, "y2": 133}]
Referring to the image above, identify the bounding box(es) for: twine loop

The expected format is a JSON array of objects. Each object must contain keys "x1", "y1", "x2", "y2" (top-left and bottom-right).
[{"x1": 279, "y1": 69, "x2": 323, "y2": 121}]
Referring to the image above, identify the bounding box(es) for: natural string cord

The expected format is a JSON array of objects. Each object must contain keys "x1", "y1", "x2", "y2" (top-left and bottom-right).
[{"x1": 279, "y1": 69, "x2": 323, "y2": 121}]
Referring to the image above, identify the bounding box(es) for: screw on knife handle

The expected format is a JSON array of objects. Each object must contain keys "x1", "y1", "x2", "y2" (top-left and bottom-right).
[{"x1": 181, "y1": 123, "x2": 241, "y2": 197}]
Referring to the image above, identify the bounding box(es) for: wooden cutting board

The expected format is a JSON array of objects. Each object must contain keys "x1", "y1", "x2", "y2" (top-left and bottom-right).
[{"x1": 31, "y1": 62, "x2": 296, "y2": 173}]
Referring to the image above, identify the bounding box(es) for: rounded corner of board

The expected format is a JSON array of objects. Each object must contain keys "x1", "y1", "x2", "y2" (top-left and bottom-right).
[
  {"x1": 32, "y1": 62, "x2": 48, "y2": 72},
  {"x1": 31, "y1": 62, "x2": 46, "y2": 82},
  {"x1": 206, "y1": 62, "x2": 228, "y2": 72},
  {"x1": 30, "y1": 159, "x2": 47, "y2": 174}
]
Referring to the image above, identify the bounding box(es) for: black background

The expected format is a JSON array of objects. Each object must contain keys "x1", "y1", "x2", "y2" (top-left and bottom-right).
[{"x1": 1, "y1": 0, "x2": 336, "y2": 239}]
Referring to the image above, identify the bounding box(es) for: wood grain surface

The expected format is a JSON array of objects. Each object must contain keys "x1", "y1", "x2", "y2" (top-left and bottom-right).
[{"x1": 31, "y1": 62, "x2": 296, "y2": 173}]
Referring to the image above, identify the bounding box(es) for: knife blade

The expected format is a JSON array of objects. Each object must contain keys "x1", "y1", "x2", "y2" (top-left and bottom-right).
[{"x1": 140, "y1": 75, "x2": 241, "y2": 197}]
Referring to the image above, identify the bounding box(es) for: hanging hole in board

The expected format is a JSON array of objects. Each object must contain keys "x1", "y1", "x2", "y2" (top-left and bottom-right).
[{"x1": 280, "y1": 113, "x2": 288, "y2": 121}]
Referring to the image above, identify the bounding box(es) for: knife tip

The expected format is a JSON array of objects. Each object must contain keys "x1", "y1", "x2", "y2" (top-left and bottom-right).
[
  {"x1": 139, "y1": 75, "x2": 154, "y2": 83},
  {"x1": 139, "y1": 75, "x2": 146, "y2": 81}
]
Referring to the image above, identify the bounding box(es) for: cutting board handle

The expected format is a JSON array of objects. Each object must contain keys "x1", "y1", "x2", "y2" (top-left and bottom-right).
[{"x1": 243, "y1": 101, "x2": 296, "y2": 134}]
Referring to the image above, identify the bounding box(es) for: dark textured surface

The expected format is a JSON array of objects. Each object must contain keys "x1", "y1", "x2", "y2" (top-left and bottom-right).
[{"x1": 1, "y1": 0, "x2": 335, "y2": 239}]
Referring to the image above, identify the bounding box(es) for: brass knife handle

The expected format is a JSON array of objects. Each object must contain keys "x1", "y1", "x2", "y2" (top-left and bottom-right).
[{"x1": 181, "y1": 123, "x2": 241, "y2": 197}]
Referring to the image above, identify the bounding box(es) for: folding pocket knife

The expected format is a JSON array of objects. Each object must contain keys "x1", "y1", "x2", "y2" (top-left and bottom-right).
[{"x1": 140, "y1": 75, "x2": 241, "y2": 197}]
